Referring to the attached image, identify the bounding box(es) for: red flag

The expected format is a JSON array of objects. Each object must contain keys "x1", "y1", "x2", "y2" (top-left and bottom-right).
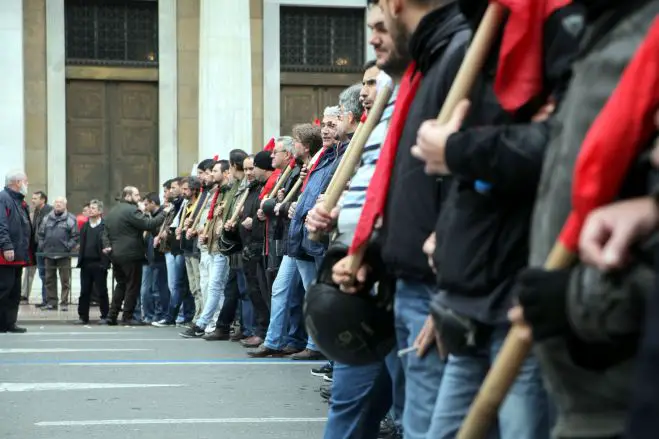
[
  {"x1": 314, "y1": 118, "x2": 321, "y2": 126},
  {"x1": 350, "y1": 63, "x2": 423, "y2": 254},
  {"x1": 301, "y1": 148, "x2": 327, "y2": 192},
  {"x1": 559, "y1": 18, "x2": 659, "y2": 251},
  {"x1": 259, "y1": 168, "x2": 282, "y2": 200},
  {"x1": 494, "y1": 0, "x2": 571, "y2": 112},
  {"x1": 360, "y1": 112, "x2": 367, "y2": 123},
  {"x1": 264, "y1": 138, "x2": 275, "y2": 152},
  {"x1": 213, "y1": 154, "x2": 219, "y2": 161}
]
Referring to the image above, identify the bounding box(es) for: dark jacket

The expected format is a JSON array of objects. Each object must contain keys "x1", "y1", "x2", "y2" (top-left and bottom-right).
[
  {"x1": 433, "y1": 2, "x2": 585, "y2": 323},
  {"x1": 239, "y1": 180, "x2": 266, "y2": 260},
  {"x1": 103, "y1": 200, "x2": 165, "y2": 264},
  {"x1": 181, "y1": 190, "x2": 209, "y2": 256},
  {"x1": 32, "y1": 204, "x2": 52, "y2": 243},
  {"x1": 379, "y1": 4, "x2": 470, "y2": 282},
  {"x1": 164, "y1": 197, "x2": 184, "y2": 256},
  {"x1": 0, "y1": 187, "x2": 34, "y2": 266},
  {"x1": 146, "y1": 207, "x2": 167, "y2": 265},
  {"x1": 527, "y1": 1, "x2": 659, "y2": 437},
  {"x1": 77, "y1": 219, "x2": 110, "y2": 269},
  {"x1": 263, "y1": 165, "x2": 301, "y2": 257},
  {"x1": 38, "y1": 210, "x2": 79, "y2": 259}
]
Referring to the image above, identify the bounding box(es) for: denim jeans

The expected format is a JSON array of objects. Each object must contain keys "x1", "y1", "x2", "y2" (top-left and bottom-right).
[
  {"x1": 37, "y1": 255, "x2": 46, "y2": 304},
  {"x1": 195, "y1": 253, "x2": 230, "y2": 329},
  {"x1": 294, "y1": 257, "x2": 323, "y2": 352},
  {"x1": 394, "y1": 279, "x2": 445, "y2": 439},
  {"x1": 165, "y1": 253, "x2": 193, "y2": 323},
  {"x1": 428, "y1": 325, "x2": 552, "y2": 439},
  {"x1": 140, "y1": 263, "x2": 169, "y2": 322},
  {"x1": 385, "y1": 345, "x2": 406, "y2": 433},
  {"x1": 264, "y1": 255, "x2": 307, "y2": 351},
  {"x1": 323, "y1": 349, "x2": 402, "y2": 439}
]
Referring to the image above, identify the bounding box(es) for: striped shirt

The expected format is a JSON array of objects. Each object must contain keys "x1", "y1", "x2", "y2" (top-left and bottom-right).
[{"x1": 336, "y1": 84, "x2": 398, "y2": 246}]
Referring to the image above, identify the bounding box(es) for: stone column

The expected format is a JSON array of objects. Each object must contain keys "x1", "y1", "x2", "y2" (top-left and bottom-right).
[
  {"x1": 0, "y1": 0, "x2": 25, "y2": 180},
  {"x1": 46, "y1": 0, "x2": 66, "y2": 198},
  {"x1": 198, "y1": 0, "x2": 252, "y2": 161},
  {"x1": 158, "y1": 0, "x2": 178, "y2": 184}
]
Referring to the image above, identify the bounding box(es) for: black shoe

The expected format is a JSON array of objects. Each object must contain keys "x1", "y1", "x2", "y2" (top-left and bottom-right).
[
  {"x1": 61, "y1": 306, "x2": 68, "y2": 312},
  {"x1": 74, "y1": 319, "x2": 89, "y2": 325},
  {"x1": 179, "y1": 325, "x2": 205, "y2": 338},
  {"x1": 202, "y1": 328, "x2": 231, "y2": 341},
  {"x1": 311, "y1": 361, "x2": 333, "y2": 377},
  {"x1": 122, "y1": 319, "x2": 144, "y2": 326},
  {"x1": 20, "y1": 296, "x2": 28, "y2": 302},
  {"x1": 6, "y1": 325, "x2": 27, "y2": 333},
  {"x1": 106, "y1": 317, "x2": 118, "y2": 326},
  {"x1": 34, "y1": 303, "x2": 47, "y2": 308}
]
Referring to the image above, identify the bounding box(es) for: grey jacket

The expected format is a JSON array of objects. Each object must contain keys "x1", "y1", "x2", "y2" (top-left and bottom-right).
[
  {"x1": 38, "y1": 210, "x2": 79, "y2": 259},
  {"x1": 529, "y1": 2, "x2": 659, "y2": 437}
]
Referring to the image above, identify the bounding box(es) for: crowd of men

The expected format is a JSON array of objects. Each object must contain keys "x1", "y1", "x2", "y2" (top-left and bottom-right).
[{"x1": 2, "y1": 0, "x2": 659, "y2": 438}]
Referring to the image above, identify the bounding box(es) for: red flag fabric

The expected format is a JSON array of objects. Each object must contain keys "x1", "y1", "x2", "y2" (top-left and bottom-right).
[
  {"x1": 213, "y1": 155, "x2": 219, "y2": 161},
  {"x1": 264, "y1": 138, "x2": 275, "y2": 152},
  {"x1": 494, "y1": 0, "x2": 571, "y2": 112},
  {"x1": 360, "y1": 112, "x2": 367, "y2": 123},
  {"x1": 349, "y1": 63, "x2": 423, "y2": 254},
  {"x1": 76, "y1": 214, "x2": 88, "y2": 231},
  {"x1": 314, "y1": 118, "x2": 321, "y2": 126},
  {"x1": 259, "y1": 168, "x2": 282, "y2": 200},
  {"x1": 207, "y1": 189, "x2": 220, "y2": 220},
  {"x1": 559, "y1": 18, "x2": 659, "y2": 251}
]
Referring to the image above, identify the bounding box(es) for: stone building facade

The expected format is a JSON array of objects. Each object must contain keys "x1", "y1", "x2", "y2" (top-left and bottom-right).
[{"x1": 0, "y1": 0, "x2": 370, "y2": 211}]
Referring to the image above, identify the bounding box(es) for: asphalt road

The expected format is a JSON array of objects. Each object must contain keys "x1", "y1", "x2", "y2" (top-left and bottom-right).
[{"x1": 0, "y1": 324, "x2": 328, "y2": 439}]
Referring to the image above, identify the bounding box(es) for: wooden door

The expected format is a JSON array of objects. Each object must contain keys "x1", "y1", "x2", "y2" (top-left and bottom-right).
[
  {"x1": 66, "y1": 80, "x2": 158, "y2": 212},
  {"x1": 280, "y1": 86, "x2": 319, "y2": 136}
]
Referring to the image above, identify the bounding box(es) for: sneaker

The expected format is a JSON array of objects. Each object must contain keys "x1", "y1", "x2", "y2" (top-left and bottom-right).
[
  {"x1": 179, "y1": 325, "x2": 205, "y2": 338},
  {"x1": 152, "y1": 319, "x2": 174, "y2": 328},
  {"x1": 311, "y1": 362, "x2": 333, "y2": 378},
  {"x1": 323, "y1": 370, "x2": 333, "y2": 383}
]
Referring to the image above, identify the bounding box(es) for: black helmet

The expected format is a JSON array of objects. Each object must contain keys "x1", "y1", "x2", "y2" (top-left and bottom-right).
[{"x1": 304, "y1": 243, "x2": 396, "y2": 366}]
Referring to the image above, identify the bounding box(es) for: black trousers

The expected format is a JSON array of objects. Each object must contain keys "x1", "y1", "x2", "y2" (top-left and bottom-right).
[
  {"x1": 78, "y1": 262, "x2": 109, "y2": 321},
  {"x1": 217, "y1": 268, "x2": 240, "y2": 331},
  {"x1": 109, "y1": 260, "x2": 142, "y2": 321},
  {"x1": 0, "y1": 266, "x2": 22, "y2": 330},
  {"x1": 244, "y1": 258, "x2": 270, "y2": 338}
]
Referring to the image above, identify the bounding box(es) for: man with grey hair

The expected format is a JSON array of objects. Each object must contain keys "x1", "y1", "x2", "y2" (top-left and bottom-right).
[
  {"x1": 38, "y1": 196, "x2": 78, "y2": 310},
  {"x1": 76, "y1": 199, "x2": 110, "y2": 324},
  {"x1": 0, "y1": 170, "x2": 32, "y2": 333},
  {"x1": 283, "y1": 84, "x2": 363, "y2": 360}
]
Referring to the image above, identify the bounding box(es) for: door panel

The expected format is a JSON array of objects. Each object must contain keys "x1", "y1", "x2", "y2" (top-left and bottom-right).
[
  {"x1": 318, "y1": 86, "x2": 346, "y2": 114},
  {"x1": 280, "y1": 86, "x2": 319, "y2": 136},
  {"x1": 66, "y1": 80, "x2": 158, "y2": 212}
]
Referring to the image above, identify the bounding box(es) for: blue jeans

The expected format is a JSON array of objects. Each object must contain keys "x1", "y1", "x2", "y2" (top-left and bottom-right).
[
  {"x1": 394, "y1": 279, "x2": 445, "y2": 439},
  {"x1": 385, "y1": 345, "x2": 406, "y2": 432},
  {"x1": 140, "y1": 263, "x2": 170, "y2": 322},
  {"x1": 264, "y1": 255, "x2": 307, "y2": 351},
  {"x1": 165, "y1": 253, "x2": 193, "y2": 323},
  {"x1": 195, "y1": 253, "x2": 230, "y2": 329},
  {"x1": 323, "y1": 349, "x2": 402, "y2": 439},
  {"x1": 294, "y1": 257, "x2": 323, "y2": 352},
  {"x1": 428, "y1": 326, "x2": 552, "y2": 439}
]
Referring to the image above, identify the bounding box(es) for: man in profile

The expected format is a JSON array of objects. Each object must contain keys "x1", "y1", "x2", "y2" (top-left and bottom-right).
[{"x1": 103, "y1": 186, "x2": 164, "y2": 325}]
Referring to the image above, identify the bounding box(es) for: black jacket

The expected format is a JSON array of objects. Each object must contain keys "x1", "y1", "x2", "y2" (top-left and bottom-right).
[
  {"x1": 262, "y1": 165, "x2": 301, "y2": 257},
  {"x1": 103, "y1": 200, "x2": 165, "y2": 264},
  {"x1": 77, "y1": 219, "x2": 110, "y2": 269},
  {"x1": 433, "y1": 2, "x2": 586, "y2": 323},
  {"x1": 0, "y1": 187, "x2": 34, "y2": 266},
  {"x1": 32, "y1": 204, "x2": 52, "y2": 242},
  {"x1": 165, "y1": 197, "x2": 184, "y2": 256},
  {"x1": 239, "y1": 180, "x2": 266, "y2": 260},
  {"x1": 146, "y1": 207, "x2": 167, "y2": 265},
  {"x1": 379, "y1": 4, "x2": 471, "y2": 282}
]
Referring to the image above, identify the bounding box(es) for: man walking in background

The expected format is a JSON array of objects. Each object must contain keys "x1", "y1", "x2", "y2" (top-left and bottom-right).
[
  {"x1": 0, "y1": 170, "x2": 33, "y2": 333},
  {"x1": 22, "y1": 190, "x2": 50, "y2": 304}
]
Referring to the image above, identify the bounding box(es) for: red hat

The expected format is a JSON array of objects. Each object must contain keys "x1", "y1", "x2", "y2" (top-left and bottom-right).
[{"x1": 264, "y1": 138, "x2": 275, "y2": 152}]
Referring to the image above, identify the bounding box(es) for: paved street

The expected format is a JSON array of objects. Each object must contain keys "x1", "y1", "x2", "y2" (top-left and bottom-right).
[{"x1": 0, "y1": 324, "x2": 328, "y2": 439}]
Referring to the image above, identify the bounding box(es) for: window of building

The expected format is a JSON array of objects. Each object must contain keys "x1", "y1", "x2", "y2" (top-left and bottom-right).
[
  {"x1": 280, "y1": 6, "x2": 365, "y2": 73},
  {"x1": 65, "y1": 0, "x2": 158, "y2": 67}
]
